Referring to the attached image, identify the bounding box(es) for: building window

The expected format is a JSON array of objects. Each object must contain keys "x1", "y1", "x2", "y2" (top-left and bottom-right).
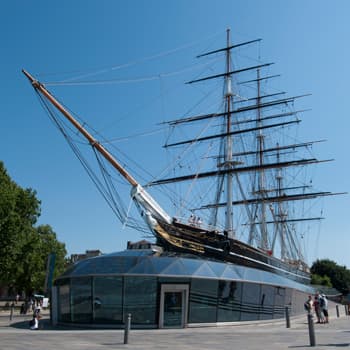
[
  {"x1": 71, "y1": 277, "x2": 92, "y2": 323},
  {"x1": 240, "y1": 282, "x2": 261, "y2": 321},
  {"x1": 217, "y1": 280, "x2": 242, "y2": 322},
  {"x1": 58, "y1": 282, "x2": 70, "y2": 322},
  {"x1": 189, "y1": 279, "x2": 218, "y2": 323},
  {"x1": 93, "y1": 276, "x2": 123, "y2": 324},
  {"x1": 124, "y1": 276, "x2": 157, "y2": 325},
  {"x1": 259, "y1": 284, "x2": 275, "y2": 320}
]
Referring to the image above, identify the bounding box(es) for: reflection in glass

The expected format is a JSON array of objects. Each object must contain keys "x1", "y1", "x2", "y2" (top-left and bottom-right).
[
  {"x1": 217, "y1": 281, "x2": 242, "y2": 322},
  {"x1": 241, "y1": 282, "x2": 261, "y2": 321},
  {"x1": 93, "y1": 276, "x2": 123, "y2": 324},
  {"x1": 189, "y1": 279, "x2": 218, "y2": 323},
  {"x1": 273, "y1": 286, "x2": 286, "y2": 319},
  {"x1": 58, "y1": 283, "x2": 70, "y2": 322},
  {"x1": 71, "y1": 277, "x2": 92, "y2": 323},
  {"x1": 260, "y1": 285, "x2": 275, "y2": 320},
  {"x1": 124, "y1": 276, "x2": 157, "y2": 325}
]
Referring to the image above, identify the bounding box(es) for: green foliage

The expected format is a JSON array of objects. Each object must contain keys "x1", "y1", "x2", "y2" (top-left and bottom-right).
[
  {"x1": 0, "y1": 161, "x2": 67, "y2": 296},
  {"x1": 311, "y1": 259, "x2": 350, "y2": 295},
  {"x1": 310, "y1": 273, "x2": 332, "y2": 287}
]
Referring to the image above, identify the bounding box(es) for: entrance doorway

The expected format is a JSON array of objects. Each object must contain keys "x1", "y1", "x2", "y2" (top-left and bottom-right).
[{"x1": 159, "y1": 284, "x2": 189, "y2": 328}]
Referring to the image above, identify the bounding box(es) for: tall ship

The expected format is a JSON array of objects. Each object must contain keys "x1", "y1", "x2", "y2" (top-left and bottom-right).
[{"x1": 23, "y1": 30, "x2": 339, "y2": 285}]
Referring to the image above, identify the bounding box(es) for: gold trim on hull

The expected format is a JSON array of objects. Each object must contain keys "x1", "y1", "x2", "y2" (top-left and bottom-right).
[{"x1": 154, "y1": 223, "x2": 205, "y2": 254}]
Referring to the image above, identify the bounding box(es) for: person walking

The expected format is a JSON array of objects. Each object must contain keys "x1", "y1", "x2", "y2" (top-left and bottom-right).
[
  {"x1": 29, "y1": 314, "x2": 39, "y2": 330},
  {"x1": 319, "y1": 294, "x2": 329, "y2": 323}
]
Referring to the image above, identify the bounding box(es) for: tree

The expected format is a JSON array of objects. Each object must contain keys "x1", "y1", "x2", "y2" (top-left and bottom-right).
[
  {"x1": 310, "y1": 274, "x2": 332, "y2": 287},
  {"x1": 311, "y1": 259, "x2": 350, "y2": 295},
  {"x1": 0, "y1": 161, "x2": 67, "y2": 296},
  {"x1": 0, "y1": 162, "x2": 39, "y2": 288},
  {"x1": 14, "y1": 225, "x2": 67, "y2": 295}
]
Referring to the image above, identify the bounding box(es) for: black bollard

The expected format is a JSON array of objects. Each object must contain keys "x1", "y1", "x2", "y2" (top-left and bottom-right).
[
  {"x1": 307, "y1": 312, "x2": 316, "y2": 347},
  {"x1": 344, "y1": 305, "x2": 348, "y2": 316},
  {"x1": 124, "y1": 313, "x2": 131, "y2": 344},
  {"x1": 336, "y1": 305, "x2": 340, "y2": 318},
  {"x1": 9, "y1": 304, "x2": 14, "y2": 321},
  {"x1": 285, "y1": 306, "x2": 290, "y2": 328}
]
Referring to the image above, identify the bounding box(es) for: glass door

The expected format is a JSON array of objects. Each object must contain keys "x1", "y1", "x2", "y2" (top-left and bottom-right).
[{"x1": 159, "y1": 284, "x2": 188, "y2": 328}]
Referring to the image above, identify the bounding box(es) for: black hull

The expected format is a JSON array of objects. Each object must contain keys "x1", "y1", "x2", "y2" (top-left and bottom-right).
[{"x1": 154, "y1": 219, "x2": 310, "y2": 285}]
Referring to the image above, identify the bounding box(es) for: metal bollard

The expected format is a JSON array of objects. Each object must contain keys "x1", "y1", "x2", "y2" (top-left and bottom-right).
[
  {"x1": 124, "y1": 313, "x2": 131, "y2": 344},
  {"x1": 344, "y1": 305, "x2": 348, "y2": 316},
  {"x1": 307, "y1": 313, "x2": 316, "y2": 347},
  {"x1": 336, "y1": 305, "x2": 340, "y2": 318},
  {"x1": 285, "y1": 306, "x2": 290, "y2": 328},
  {"x1": 9, "y1": 304, "x2": 14, "y2": 321}
]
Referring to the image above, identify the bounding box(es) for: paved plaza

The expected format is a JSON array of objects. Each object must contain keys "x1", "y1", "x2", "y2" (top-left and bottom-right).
[{"x1": 1, "y1": 307, "x2": 349, "y2": 350}]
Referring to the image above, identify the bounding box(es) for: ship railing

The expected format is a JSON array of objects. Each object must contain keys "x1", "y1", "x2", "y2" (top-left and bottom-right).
[{"x1": 174, "y1": 216, "x2": 220, "y2": 233}]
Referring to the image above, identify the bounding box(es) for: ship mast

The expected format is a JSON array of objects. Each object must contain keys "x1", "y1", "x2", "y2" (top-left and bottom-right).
[
  {"x1": 256, "y1": 68, "x2": 268, "y2": 249},
  {"x1": 224, "y1": 28, "x2": 234, "y2": 238}
]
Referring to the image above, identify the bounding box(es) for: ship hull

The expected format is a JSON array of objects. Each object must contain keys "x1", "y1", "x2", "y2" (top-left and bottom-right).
[{"x1": 152, "y1": 218, "x2": 310, "y2": 285}]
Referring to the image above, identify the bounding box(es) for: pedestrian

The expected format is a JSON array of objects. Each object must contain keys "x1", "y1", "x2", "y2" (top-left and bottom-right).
[
  {"x1": 29, "y1": 298, "x2": 34, "y2": 312},
  {"x1": 319, "y1": 294, "x2": 329, "y2": 323},
  {"x1": 188, "y1": 214, "x2": 196, "y2": 226},
  {"x1": 25, "y1": 300, "x2": 30, "y2": 314},
  {"x1": 313, "y1": 293, "x2": 325, "y2": 323},
  {"x1": 33, "y1": 305, "x2": 41, "y2": 318},
  {"x1": 20, "y1": 303, "x2": 26, "y2": 315},
  {"x1": 304, "y1": 295, "x2": 313, "y2": 314},
  {"x1": 29, "y1": 314, "x2": 39, "y2": 330}
]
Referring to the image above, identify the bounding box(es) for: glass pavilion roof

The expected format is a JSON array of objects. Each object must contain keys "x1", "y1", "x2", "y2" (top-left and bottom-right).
[{"x1": 58, "y1": 249, "x2": 314, "y2": 293}]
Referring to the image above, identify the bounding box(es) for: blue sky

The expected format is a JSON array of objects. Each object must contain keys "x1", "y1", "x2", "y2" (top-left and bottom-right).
[{"x1": 1, "y1": 0, "x2": 349, "y2": 267}]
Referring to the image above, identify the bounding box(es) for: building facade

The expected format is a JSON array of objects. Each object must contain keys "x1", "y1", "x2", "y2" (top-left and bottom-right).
[
  {"x1": 70, "y1": 250, "x2": 103, "y2": 264},
  {"x1": 52, "y1": 249, "x2": 314, "y2": 328}
]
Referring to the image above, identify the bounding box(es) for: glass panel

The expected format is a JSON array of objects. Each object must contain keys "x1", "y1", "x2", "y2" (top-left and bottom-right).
[
  {"x1": 93, "y1": 276, "x2": 123, "y2": 324},
  {"x1": 71, "y1": 277, "x2": 92, "y2": 323},
  {"x1": 240, "y1": 282, "x2": 261, "y2": 321},
  {"x1": 163, "y1": 291, "x2": 183, "y2": 327},
  {"x1": 217, "y1": 281, "x2": 242, "y2": 322},
  {"x1": 178, "y1": 259, "x2": 204, "y2": 275},
  {"x1": 260, "y1": 285, "x2": 275, "y2": 320},
  {"x1": 221, "y1": 265, "x2": 244, "y2": 280},
  {"x1": 242, "y1": 268, "x2": 263, "y2": 283},
  {"x1": 208, "y1": 261, "x2": 233, "y2": 279},
  {"x1": 96, "y1": 257, "x2": 139, "y2": 274},
  {"x1": 189, "y1": 279, "x2": 218, "y2": 323},
  {"x1": 158, "y1": 277, "x2": 191, "y2": 284},
  {"x1": 261, "y1": 271, "x2": 282, "y2": 286},
  {"x1": 124, "y1": 276, "x2": 157, "y2": 325},
  {"x1": 290, "y1": 289, "x2": 308, "y2": 316},
  {"x1": 192, "y1": 263, "x2": 218, "y2": 278},
  {"x1": 58, "y1": 283, "x2": 70, "y2": 322},
  {"x1": 273, "y1": 286, "x2": 286, "y2": 319},
  {"x1": 162, "y1": 259, "x2": 189, "y2": 275}
]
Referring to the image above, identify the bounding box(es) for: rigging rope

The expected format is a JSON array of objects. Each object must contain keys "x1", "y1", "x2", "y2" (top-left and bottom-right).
[
  {"x1": 43, "y1": 57, "x2": 222, "y2": 87},
  {"x1": 35, "y1": 90, "x2": 150, "y2": 234},
  {"x1": 40, "y1": 29, "x2": 224, "y2": 84}
]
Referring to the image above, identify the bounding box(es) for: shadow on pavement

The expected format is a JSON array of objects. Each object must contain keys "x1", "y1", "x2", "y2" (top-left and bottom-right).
[
  {"x1": 8, "y1": 318, "x2": 74, "y2": 331},
  {"x1": 7, "y1": 318, "x2": 126, "y2": 331},
  {"x1": 290, "y1": 344, "x2": 350, "y2": 348}
]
